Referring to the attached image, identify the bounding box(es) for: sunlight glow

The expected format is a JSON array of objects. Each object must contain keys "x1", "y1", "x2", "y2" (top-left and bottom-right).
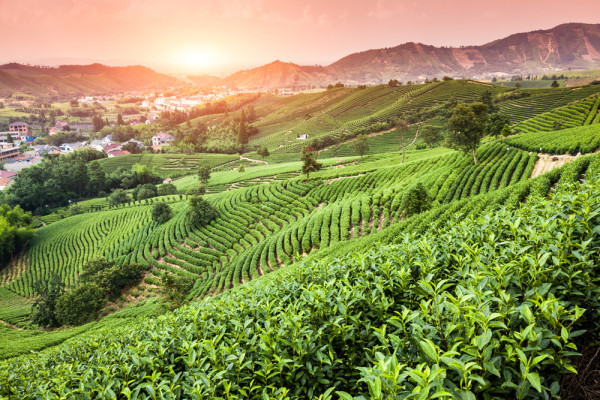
[{"x1": 178, "y1": 49, "x2": 217, "y2": 70}]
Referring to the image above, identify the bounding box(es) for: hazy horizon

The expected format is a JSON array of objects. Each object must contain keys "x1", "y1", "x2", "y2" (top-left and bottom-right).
[{"x1": 1, "y1": 0, "x2": 599, "y2": 74}]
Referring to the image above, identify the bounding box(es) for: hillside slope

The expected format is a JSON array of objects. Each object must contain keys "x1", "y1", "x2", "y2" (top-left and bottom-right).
[
  {"x1": 2, "y1": 153, "x2": 600, "y2": 399},
  {"x1": 0, "y1": 63, "x2": 184, "y2": 98}
]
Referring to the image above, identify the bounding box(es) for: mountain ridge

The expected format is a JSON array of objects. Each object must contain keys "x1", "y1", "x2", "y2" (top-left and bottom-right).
[{"x1": 225, "y1": 22, "x2": 600, "y2": 88}]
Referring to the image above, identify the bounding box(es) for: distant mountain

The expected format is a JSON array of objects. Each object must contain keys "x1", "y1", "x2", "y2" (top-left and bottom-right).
[
  {"x1": 223, "y1": 23, "x2": 600, "y2": 88},
  {"x1": 0, "y1": 63, "x2": 184, "y2": 98},
  {"x1": 220, "y1": 61, "x2": 333, "y2": 89}
]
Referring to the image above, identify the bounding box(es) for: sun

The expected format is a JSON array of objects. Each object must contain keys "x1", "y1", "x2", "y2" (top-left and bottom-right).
[{"x1": 178, "y1": 49, "x2": 217, "y2": 70}]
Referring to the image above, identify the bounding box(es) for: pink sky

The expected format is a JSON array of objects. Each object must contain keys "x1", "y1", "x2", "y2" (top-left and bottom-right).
[{"x1": 1, "y1": 0, "x2": 598, "y2": 73}]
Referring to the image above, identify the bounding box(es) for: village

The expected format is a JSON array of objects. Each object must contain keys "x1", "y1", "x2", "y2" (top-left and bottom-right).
[{"x1": 0, "y1": 120, "x2": 176, "y2": 191}]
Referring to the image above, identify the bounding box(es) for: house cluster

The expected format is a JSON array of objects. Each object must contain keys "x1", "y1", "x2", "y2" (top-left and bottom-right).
[
  {"x1": 142, "y1": 88, "x2": 260, "y2": 112},
  {"x1": 0, "y1": 122, "x2": 35, "y2": 162},
  {"x1": 151, "y1": 132, "x2": 175, "y2": 149}
]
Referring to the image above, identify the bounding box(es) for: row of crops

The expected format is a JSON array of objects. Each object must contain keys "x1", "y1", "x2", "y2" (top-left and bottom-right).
[
  {"x1": 3, "y1": 154, "x2": 600, "y2": 399},
  {"x1": 515, "y1": 94, "x2": 600, "y2": 133},
  {"x1": 96, "y1": 153, "x2": 238, "y2": 175},
  {"x1": 498, "y1": 85, "x2": 600, "y2": 123},
  {"x1": 503, "y1": 124, "x2": 600, "y2": 155},
  {"x1": 2, "y1": 142, "x2": 542, "y2": 300}
]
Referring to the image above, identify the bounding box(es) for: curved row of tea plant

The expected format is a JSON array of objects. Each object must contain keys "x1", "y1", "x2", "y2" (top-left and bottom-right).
[
  {"x1": 503, "y1": 124, "x2": 600, "y2": 155},
  {"x1": 2, "y1": 164, "x2": 600, "y2": 399}
]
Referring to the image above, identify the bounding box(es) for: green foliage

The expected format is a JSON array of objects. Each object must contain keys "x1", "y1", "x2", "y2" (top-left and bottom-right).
[
  {"x1": 301, "y1": 146, "x2": 322, "y2": 180},
  {"x1": 55, "y1": 283, "x2": 105, "y2": 326},
  {"x1": 157, "y1": 183, "x2": 178, "y2": 196},
  {"x1": 133, "y1": 183, "x2": 157, "y2": 201},
  {"x1": 197, "y1": 165, "x2": 211, "y2": 183},
  {"x1": 187, "y1": 196, "x2": 217, "y2": 227},
  {"x1": 257, "y1": 146, "x2": 270, "y2": 159},
  {"x1": 447, "y1": 102, "x2": 489, "y2": 164},
  {"x1": 421, "y1": 125, "x2": 443, "y2": 148},
  {"x1": 353, "y1": 134, "x2": 370, "y2": 161},
  {"x1": 501, "y1": 123, "x2": 513, "y2": 137},
  {"x1": 31, "y1": 273, "x2": 64, "y2": 328},
  {"x1": 160, "y1": 273, "x2": 194, "y2": 311},
  {"x1": 107, "y1": 189, "x2": 129, "y2": 207},
  {"x1": 503, "y1": 124, "x2": 600, "y2": 154},
  {"x1": 486, "y1": 113, "x2": 511, "y2": 138},
  {"x1": 3, "y1": 171, "x2": 600, "y2": 398},
  {"x1": 399, "y1": 182, "x2": 431, "y2": 217},
  {"x1": 0, "y1": 204, "x2": 34, "y2": 269},
  {"x1": 152, "y1": 202, "x2": 172, "y2": 224}
]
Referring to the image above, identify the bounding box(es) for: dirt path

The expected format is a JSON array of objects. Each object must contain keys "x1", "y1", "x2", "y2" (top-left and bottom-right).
[
  {"x1": 0, "y1": 319, "x2": 22, "y2": 330},
  {"x1": 531, "y1": 153, "x2": 580, "y2": 179},
  {"x1": 240, "y1": 155, "x2": 268, "y2": 165}
]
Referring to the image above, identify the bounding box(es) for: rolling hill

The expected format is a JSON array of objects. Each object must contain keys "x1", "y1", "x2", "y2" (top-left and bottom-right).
[
  {"x1": 0, "y1": 63, "x2": 184, "y2": 98},
  {"x1": 3, "y1": 79, "x2": 600, "y2": 399}
]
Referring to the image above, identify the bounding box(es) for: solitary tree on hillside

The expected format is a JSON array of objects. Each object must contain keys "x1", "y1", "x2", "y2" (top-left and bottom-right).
[
  {"x1": 257, "y1": 146, "x2": 270, "y2": 159},
  {"x1": 152, "y1": 202, "x2": 172, "y2": 224},
  {"x1": 238, "y1": 110, "x2": 248, "y2": 144},
  {"x1": 447, "y1": 102, "x2": 489, "y2": 165},
  {"x1": 551, "y1": 80, "x2": 560, "y2": 88},
  {"x1": 187, "y1": 195, "x2": 217, "y2": 226},
  {"x1": 515, "y1": 82, "x2": 522, "y2": 89},
  {"x1": 353, "y1": 134, "x2": 369, "y2": 161},
  {"x1": 117, "y1": 113, "x2": 125, "y2": 126},
  {"x1": 421, "y1": 125, "x2": 443, "y2": 148},
  {"x1": 396, "y1": 119, "x2": 409, "y2": 163},
  {"x1": 197, "y1": 165, "x2": 211, "y2": 184},
  {"x1": 301, "y1": 146, "x2": 322, "y2": 181},
  {"x1": 108, "y1": 189, "x2": 130, "y2": 207}
]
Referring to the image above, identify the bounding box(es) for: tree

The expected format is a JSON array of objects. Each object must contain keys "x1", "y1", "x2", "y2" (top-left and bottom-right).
[
  {"x1": 132, "y1": 183, "x2": 157, "y2": 200},
  {"x1": 7, "y1": 133, "x2": 14, "y2": 144},
  {"x1": 353, "y1": 134, "x2": 369, "y2": 161},
  {"x1": 197, "y1": 165, "x2": 211, "y2": 184},
  {"x1": 187, "y1": 195, "x2": 217, "y2": 226},
  {"x1": 421, "y1": 125, "x2": 443, "y2": 148},
  {"x1": 238, "y1": 165, "x2": 245, "y2": 173},
  {"x1": 152, "y1": 202, "x2": 172, "y2": 224},
  {"x1": 31, "y1": 273, "x2": 64, "y2": 328},
  {"x1": 447, "y1": 102, "x2": 489, "y2": 164},
  {"x1": 121, "y1": 141, "x2": 141, "y2": 154},
  {"x1": 55, "y1": 283, "x2": 105, "y2": 326},
  {"x1": 117, "y1": 113, "x2": 125, "y2": 126},
  {"x1": 0, "y1": 102, "x2": 4, "y2": 109},
  {"x1": 257, "y1": 147, "x2": 270, "y2": 159},
  {"x1": 301, "y1": 146, "x2": 322, "y2": 181},
  {"x1": 238, "y1": 110, "x2": 248, "y2": 144},
  {"x1": 92, "y1": 115, "x2": 105, "y2": 132},
  {"x1": 485, "y1": 113, "x2": 511, "y2": 139},
  {"x1": 158, "y1": 183, "x2": 178, "y2": 196},
  {"x1": 551, "y1": 80, "x2": 560, "y2": 88},
  {"x1": 388, "y1": 79, "x2": 401, "y2": 87},
  {"x1": 400, "y1": 182, "x2": 431, "y2": 217},
  {"x1": 515, "y1": 82, "x2": 522, "y2": 89},
  {"x1": 479, "y1": 89, "x2": 497, "y2": 113},
  {"x1": 108, "y1": 189, "x2": 129, "y2": 207},
  {"x1": 137, "y1": 187, "x2": 156, "y2": 201},
  {"x1": 501, "y1": 123, "x2": 513, "y2": 137},
  {"x1": 396, "y1": 120, "x2": 409, "y2": 163}
]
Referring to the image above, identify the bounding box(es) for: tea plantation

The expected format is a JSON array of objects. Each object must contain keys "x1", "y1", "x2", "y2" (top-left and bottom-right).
[{"x1": 2, "y1": 79, "x2": 600, "y2": 399}]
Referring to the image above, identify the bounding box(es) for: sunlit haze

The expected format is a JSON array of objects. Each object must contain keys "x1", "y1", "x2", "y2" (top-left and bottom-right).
[{"x1": 1, "y1": 0, "x2": 599, "y2": 73}]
